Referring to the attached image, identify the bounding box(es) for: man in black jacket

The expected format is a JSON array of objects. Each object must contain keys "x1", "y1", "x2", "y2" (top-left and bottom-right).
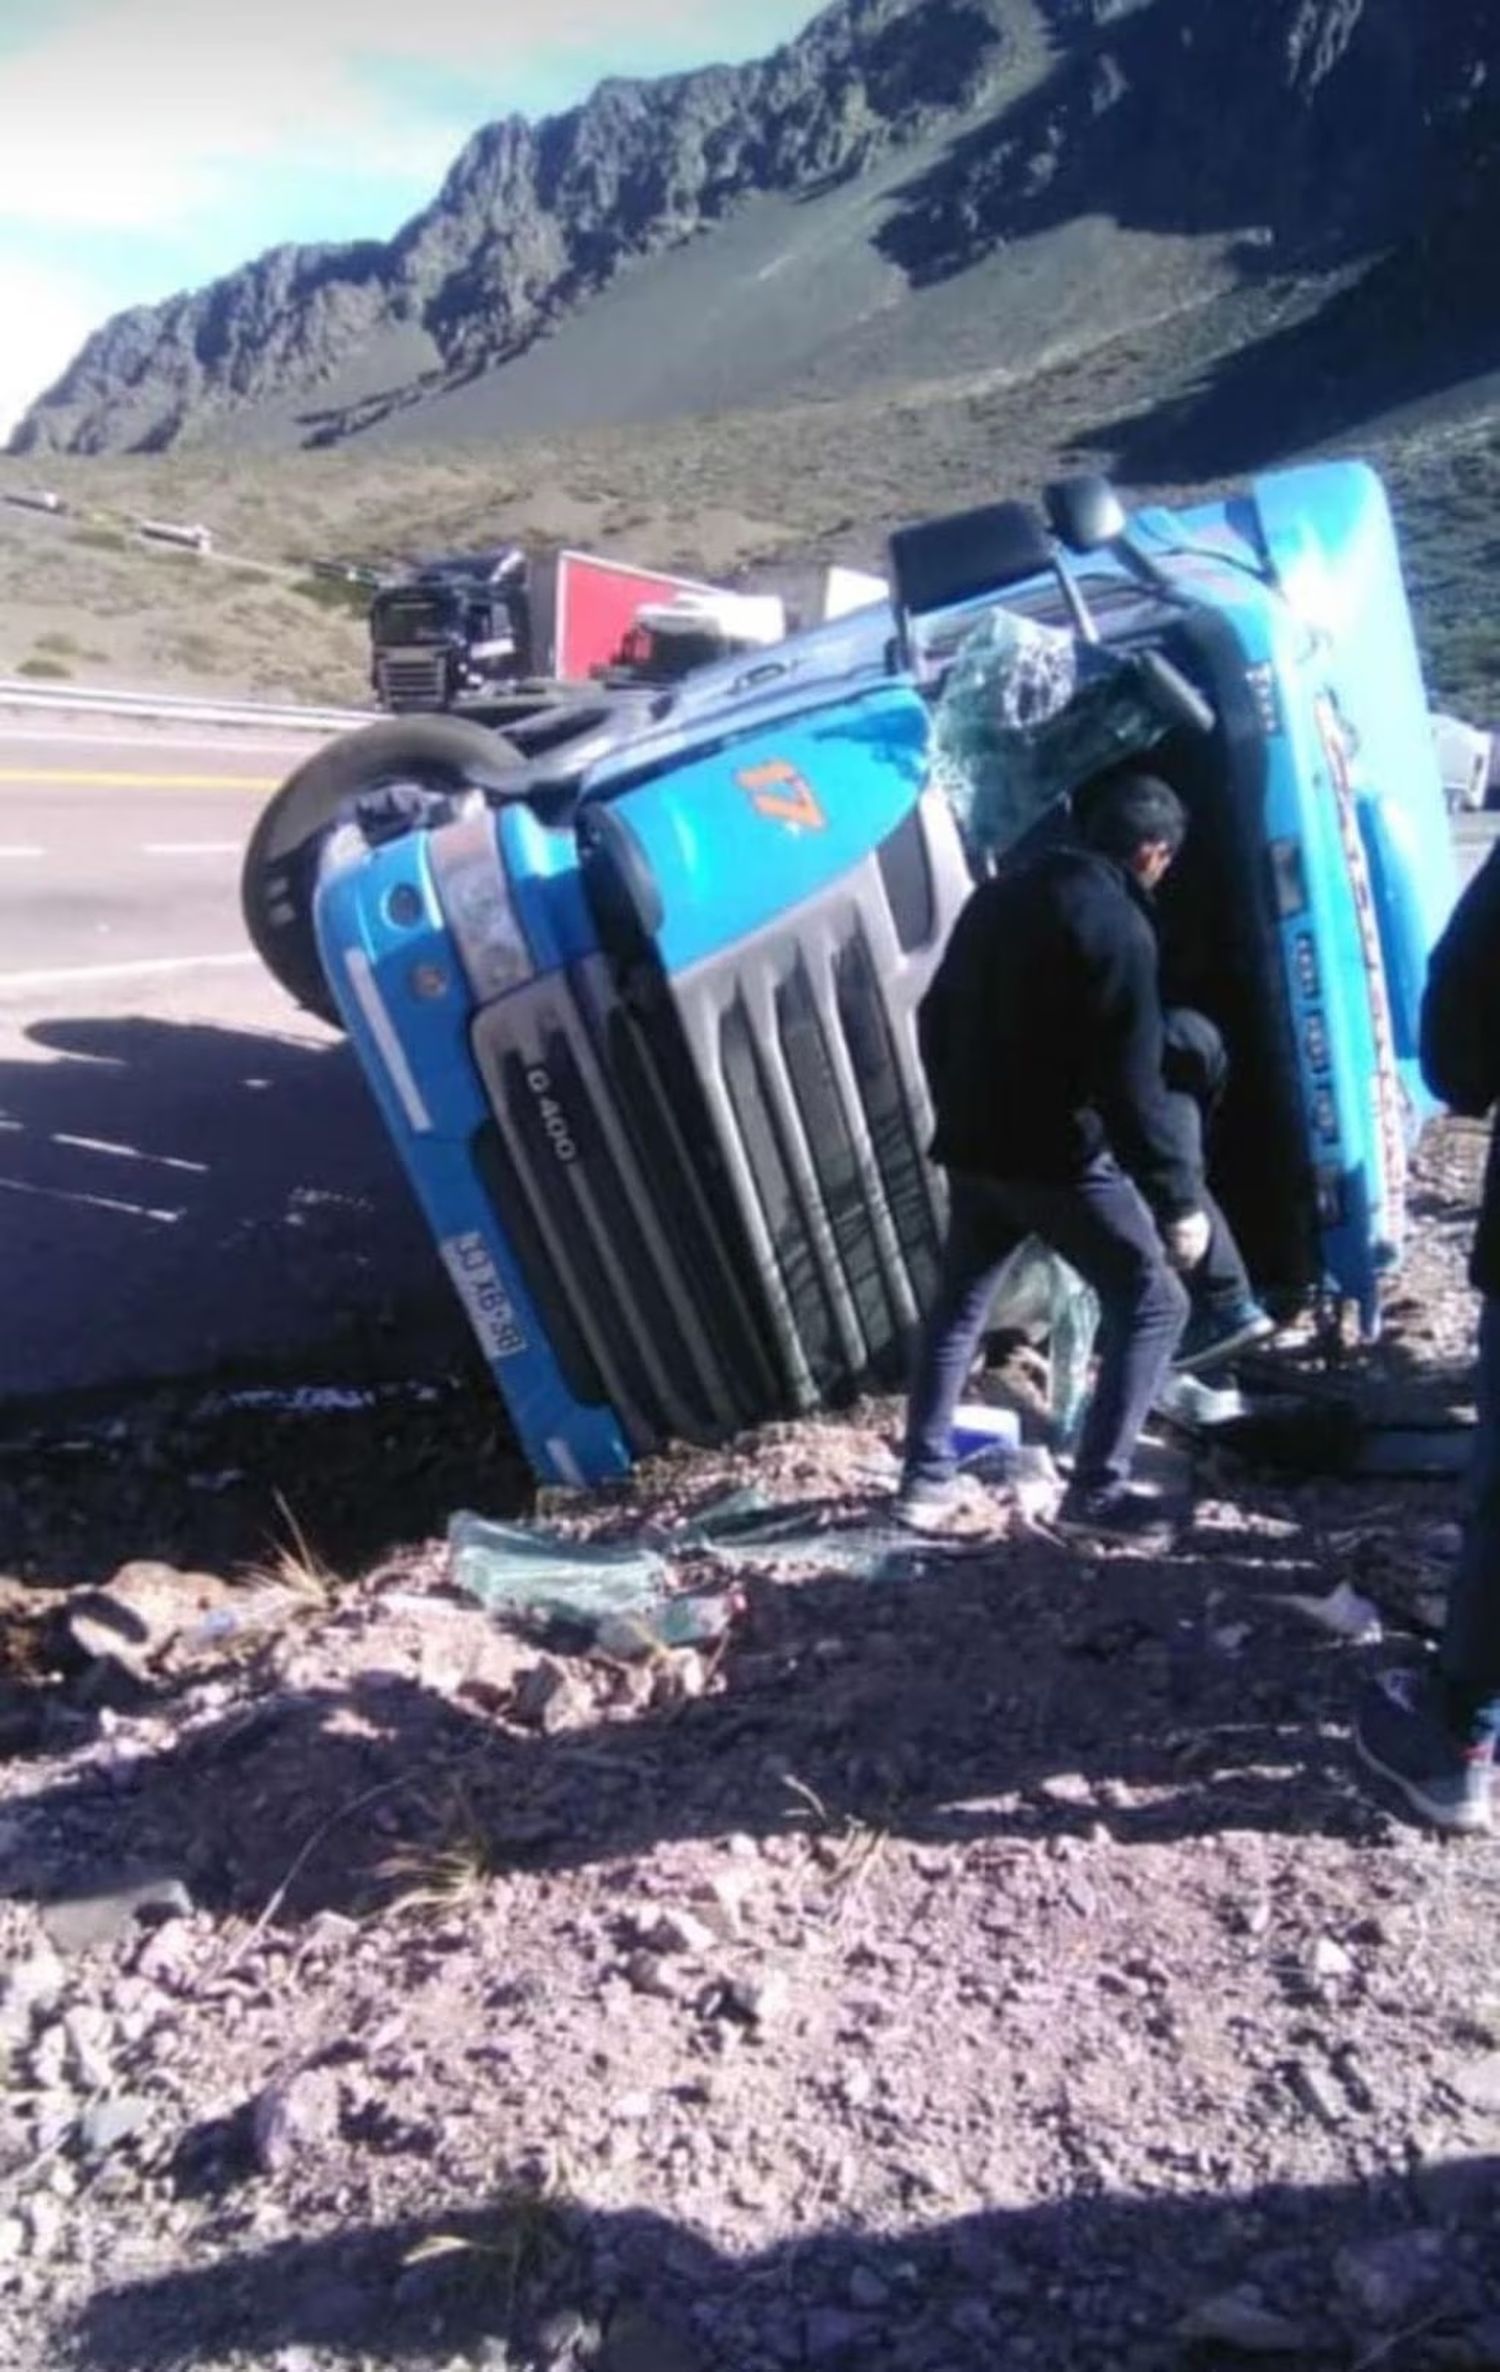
[
  {"x1": 899, "y1": 770, "x2": 1258, "y2": 1541},
  {"x1": 1355, "y1": 845, "x2": 1500, "y2": 1834}
]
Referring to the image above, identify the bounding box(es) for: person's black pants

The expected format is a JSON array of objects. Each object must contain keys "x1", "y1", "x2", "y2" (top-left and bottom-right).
[
  {"x1": 1163, "y1": 1007, "x2": 1252, "y2": 1315},
  {"x1": 902, "y1": 1159, "x2": 1190, "y2": 1493}
]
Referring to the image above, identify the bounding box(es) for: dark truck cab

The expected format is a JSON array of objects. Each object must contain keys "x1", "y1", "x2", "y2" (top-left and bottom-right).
[{"x1": 369, "y1": 546, "x2": 532, "y2": 712}]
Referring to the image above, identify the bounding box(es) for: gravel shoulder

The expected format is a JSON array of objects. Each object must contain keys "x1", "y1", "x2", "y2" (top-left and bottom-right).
[{"x1": 1, "y1": 1123, "x2": 1498, "y2": 2372}]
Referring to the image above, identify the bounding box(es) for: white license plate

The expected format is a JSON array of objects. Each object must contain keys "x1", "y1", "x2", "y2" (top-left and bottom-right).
[{"x1": 441, "y1": 1231, "x2": 527, "y2": 1361}]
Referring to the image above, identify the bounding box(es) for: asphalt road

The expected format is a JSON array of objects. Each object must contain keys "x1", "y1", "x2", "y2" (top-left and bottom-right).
[
  {"x1": 0, "y1": 718, "x2": 468, "y2": 1407},
  {"x1": 1, "y1": 714, "x2": 1497, "y2": 1409}
]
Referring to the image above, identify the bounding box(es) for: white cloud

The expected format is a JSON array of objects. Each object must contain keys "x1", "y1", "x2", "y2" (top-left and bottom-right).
[
  {"x1": 0, "y1": 0, "x2": 812, "y2": 232},
  {"x1": 0, "y1": 257, "x2": 117, "y2": 438}
]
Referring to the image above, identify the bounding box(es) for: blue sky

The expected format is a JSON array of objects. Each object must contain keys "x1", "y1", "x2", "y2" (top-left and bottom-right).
[{"x1": 0, "y1": 0, "x2": 820, "y2": 438}]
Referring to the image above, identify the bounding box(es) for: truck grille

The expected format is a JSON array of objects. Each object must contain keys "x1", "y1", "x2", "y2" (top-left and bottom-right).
[
  {"x1": 376, "y1": 651, "x2": 448, "y2": 707},
  {"x1": 465, "y1": 799, "x2": 965, "y2": 1456}
]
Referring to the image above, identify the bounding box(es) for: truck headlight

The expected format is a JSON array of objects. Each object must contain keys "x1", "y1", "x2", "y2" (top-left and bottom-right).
[{"x1": 429, "y1": 809, "x2": 533, "y2": 1003}]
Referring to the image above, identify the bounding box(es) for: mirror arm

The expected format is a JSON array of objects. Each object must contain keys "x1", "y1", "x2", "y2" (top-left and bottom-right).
[
  {"x1": 1052, "y1": 556, "x2": 1099, "y2": 644},
  {"x1": 1109, "y1": 536, "x2": 1185, "y2": 606}
]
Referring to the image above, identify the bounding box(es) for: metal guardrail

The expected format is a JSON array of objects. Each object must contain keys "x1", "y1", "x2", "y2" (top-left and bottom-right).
[{"x1": 0, "y1": 678, "x2": 372, "y2": 733}]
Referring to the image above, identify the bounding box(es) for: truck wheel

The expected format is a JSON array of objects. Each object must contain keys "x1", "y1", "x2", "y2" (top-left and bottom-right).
[{"x1": 241, "y1": 716, "x2": 522, "y2": 1029}]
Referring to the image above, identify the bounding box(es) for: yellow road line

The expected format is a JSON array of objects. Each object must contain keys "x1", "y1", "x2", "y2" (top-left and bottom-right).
[{"x1": 0, "y1": 767, "x2": 278, "y2": 790}]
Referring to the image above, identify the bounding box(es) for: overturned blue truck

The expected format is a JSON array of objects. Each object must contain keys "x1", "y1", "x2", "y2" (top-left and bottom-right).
[{"x1": 242, "y1": 462, "x2": 1457, "y2": 1487}]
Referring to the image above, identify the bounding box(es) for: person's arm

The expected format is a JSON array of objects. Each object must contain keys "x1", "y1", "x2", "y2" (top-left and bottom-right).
[
  {"x1": 1422, "y1": 843, "x2": 1500, "y2": 1117},
  {"x1": 917, "y1": 968, "x2": 951, "y2": 1105},
  {"x1": 1083, "y1": 911, "x2": 1201, "y2": 1220}
]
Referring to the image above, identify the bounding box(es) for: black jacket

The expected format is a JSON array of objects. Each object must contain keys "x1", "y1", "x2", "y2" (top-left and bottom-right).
[
  {"x1": 918, "y1": 845, "x2": 1199, "y2": 1219},
  {"x1": 1421, "y1": 840, "x2": 1500, "y2": 1292}
]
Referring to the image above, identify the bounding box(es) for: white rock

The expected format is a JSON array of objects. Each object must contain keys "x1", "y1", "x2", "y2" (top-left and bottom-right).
[
  {"x1": 644, "y1": 1907, "x2": 716, "y2": 1957},
  {"x1": 0, "y1": 1947, "x2": 64, "y2": 2028},
  {"x1": 250, "y1": 2067, "x2": 341, "y2": 2175},
  {"x1": 1284, "y1": 1581, "x2": 1382, "y2": 1644},
  {"x1": 29, "y1": 2026, "x2": 68, "y2": 2090},
  {"x1": 22, "y1": 2195, "x2": 62, "y2": 2258},
  {"x1": 693, "y1": 1873, "x2": 751, "y2": 1940},
  {"x1": 62, "y1": 2005, "x2": 114, "y2": 2091},
  {"x1": 1311, "y1": 1937, "x2": 1353, "y2": 1981}
]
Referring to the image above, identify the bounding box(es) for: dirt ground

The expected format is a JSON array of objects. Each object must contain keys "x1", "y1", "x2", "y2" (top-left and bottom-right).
[{"x1": 1, "y1": 1122, "x2": 1499, "y2": 2372}]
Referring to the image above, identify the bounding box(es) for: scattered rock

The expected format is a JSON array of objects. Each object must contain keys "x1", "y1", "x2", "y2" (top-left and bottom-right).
[
  {"x1": 1179, "y1": 2290, "x2": 1313, "y2": 2353},
  {"x1": 1284, "y1": 1581, "x2": 1383, "y2": 1644},
  {"x1": 79, "y1": 2096, "x2": 152, "y2": 2160},
  {"x1": 724, "y1": 1968, "x2": 791, "y2": 2027},
  {"x1": 132, "y1": 1917, "x2": 200, "y2": 1990},
  {"x1": 623, "y1": 1952, "x2": 682, "y2": 2002},
  {"x1": 1311, "y1": 1936, "x2": 1353, "y2": 1982},
  {"x1": 0, "y1": 2218, "x2": 24, "y2": 2266},
  {"x1": 61, "y1": 2005, "x2": 114, "y2": 2091},
  {"x1": 416, "y1": 1615, "x2": 530, "y2": 1706},
  {"x1": 1450, "y1": 2054, "x2": 1500, "y2": 2117},
  {"x1": 20, "y1": 2197, "x2": 62, "y2": 2259},
  {"x1": 515, "y1": 1658, "x2": 595, "y2": 1735},
  {"x1": 250, "y1": 2067, "x2": 342, "y2": 2175},
  {"x1": 646, "y1": 1648, "x2": 713, "y2": 1709},
  {"x1": 692, "y1": 1873, "x2": 751, "y2": 1941},
  {"x1": 1333, "y1": 2229, "x2": 1446, "y2": 2325},
  {"x1": 0, "y1": 1948, "x2": 64, "y2": 2044},
  {"x1": 1285, "y1": 2059, "x2": 1345, "y2": 2127},
  {"x1": 42, "y1": 1876, "x2": 194, "y2": 1956},
  {"x1": 30, "y1": 2095, "x2": 77, "y2": 2155},
  {"x1": 66, "y1": 1560, "x2": 238, "y2": 1672},
  {"x1": 641, "y1": 1907, "x2": 716, "y2": 1957}
]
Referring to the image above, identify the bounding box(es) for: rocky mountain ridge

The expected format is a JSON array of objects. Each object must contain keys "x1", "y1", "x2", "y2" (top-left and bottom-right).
[{"x1": 11, "y1": 0, "x2": 1498, "y2": 457}]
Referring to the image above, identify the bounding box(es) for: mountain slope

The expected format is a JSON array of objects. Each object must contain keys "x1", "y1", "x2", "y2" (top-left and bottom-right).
[
  {"x1": 11, "y1": 0, "x2": 1498, "y2": 458},
  {"x1": 11, "y1": 0, "x2": 1040, "y2": 456}
]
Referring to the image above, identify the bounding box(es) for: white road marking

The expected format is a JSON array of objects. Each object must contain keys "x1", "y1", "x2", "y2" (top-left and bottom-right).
[
  {"x1": 0, "y1": 1174, "x2": 183, "y2": 1224},
  {"x1": 0, "y1": 728, "x2": 314, "y2": 755},
  {"x1": 0, "y1": 950, "x2": 257, "y2": 991},
  {"x1": 142, "y1": 841, "x2": 242, "y2": 855},
  {"x1": 51, "y1": 1131, "x2": 211, "y2": 1175},
  {"x1": 0, "y1": 844, "x2": 45, "y2": 857}
]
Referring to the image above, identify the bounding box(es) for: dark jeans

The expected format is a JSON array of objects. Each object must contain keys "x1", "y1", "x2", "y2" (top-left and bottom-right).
[
  {"x1": 903, "y1": 1159, "x2": 1190, "y2": 1493},
  {"x1": 1440, "y1": 1294, "x2": 1500, "y2": 1747},
  {"x1": 1166, "y1": 1086, "x2": 1253, "y2": 1316},
  {"x1": 1163, "y1": 1008, "x2": 1252, "y2": 1316}
]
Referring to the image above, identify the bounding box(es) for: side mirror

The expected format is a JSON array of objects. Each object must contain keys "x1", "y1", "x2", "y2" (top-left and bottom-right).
[
  {"x1": 1044, "y1": 474, "x2": 1128, "y2": 554},
  {"x1": 1136, "y1": 648, "x2": 1216, "y2": 738}
]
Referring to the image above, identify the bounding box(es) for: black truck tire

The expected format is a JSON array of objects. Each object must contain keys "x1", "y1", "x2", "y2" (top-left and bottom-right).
[{"x1": 241, "y1": 715, "x2": 523, "y2": 1029}]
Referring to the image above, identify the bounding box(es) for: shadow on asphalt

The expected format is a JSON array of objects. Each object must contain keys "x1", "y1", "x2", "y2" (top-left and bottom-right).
[{"x1": 0, "y1": 1013, "x2": 465, "y2": 1407}]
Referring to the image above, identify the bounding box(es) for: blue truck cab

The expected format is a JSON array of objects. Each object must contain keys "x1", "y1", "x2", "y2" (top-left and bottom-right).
[{"x1": 256, "y1": 461, "x2": 1455, "y2": 1486}]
